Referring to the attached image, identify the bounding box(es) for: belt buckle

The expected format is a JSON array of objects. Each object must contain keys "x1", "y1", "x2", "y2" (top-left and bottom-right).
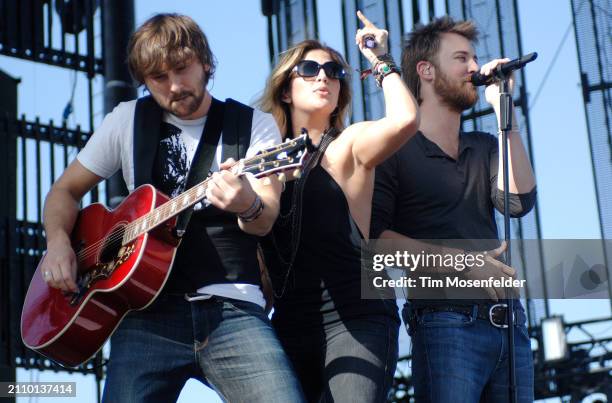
[{"x1": 489, "y1": 303, "x2": 514, "y2": 328}]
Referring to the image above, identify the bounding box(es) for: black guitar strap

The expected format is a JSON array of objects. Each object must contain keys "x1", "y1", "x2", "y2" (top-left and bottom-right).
[
  {"x1": 174, "y1": 98, "x2": 254, "y2": 236},
  {"x1": 133, "y1": 96, "x2": 254, "y2": 237},
  {"x1": 222, "y1": 98, "x2": 254, "y2": 163},
  {"x1": 174, "y1": 98, "x2": 224, "y2": 236}
]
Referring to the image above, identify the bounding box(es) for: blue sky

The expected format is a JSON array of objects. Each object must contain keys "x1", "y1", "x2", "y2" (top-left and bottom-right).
[{"x1": 3, "y1": 1, "x2": 610, "y2": 402}]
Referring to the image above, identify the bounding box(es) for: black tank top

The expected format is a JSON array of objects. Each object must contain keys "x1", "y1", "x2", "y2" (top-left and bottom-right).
[{"x1": 264, "y1": 161, "x2": 399, "y2": 328}]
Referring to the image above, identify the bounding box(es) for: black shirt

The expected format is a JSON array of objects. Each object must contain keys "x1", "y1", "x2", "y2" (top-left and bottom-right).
[
  {"x1": 263, "y1": 162, "x2": 399, "y2": 329},
  {"x1": 371, "y1": 131, "x2": 537, "y2": 303},
  {"x1": 372, "y1": 130, "x2": 536, "y2": 240}
]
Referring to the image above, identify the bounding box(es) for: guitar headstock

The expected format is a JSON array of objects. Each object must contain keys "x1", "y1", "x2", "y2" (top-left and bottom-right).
[{"x1": 240, "y1": 134, "x2": 308, "y2": 182}]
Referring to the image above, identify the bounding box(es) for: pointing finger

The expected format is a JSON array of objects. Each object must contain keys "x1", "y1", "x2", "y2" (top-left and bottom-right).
[{"x1": 357, "y1": 10, "x2": 374, "y2": 28}]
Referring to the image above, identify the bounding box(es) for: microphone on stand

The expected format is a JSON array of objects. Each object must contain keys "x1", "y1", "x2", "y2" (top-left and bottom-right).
[{"x1": 470, "y1": 52, "x2": 538, "y2": 87}]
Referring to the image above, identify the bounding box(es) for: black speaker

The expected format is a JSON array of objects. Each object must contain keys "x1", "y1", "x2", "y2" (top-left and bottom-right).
[
  {"x1": 261, "y1": 0, "x2": 280, "y2": 17},
  {"x1": 0, "y1": 69, "x2": 17, "y2": 387},
  {"x1": 55, "y1": 0, "x2": 100, "y2": 35},
  {"x1": 0, "y1": 0, "x2": 47, "y2": 53},
  {"x1": 0, "y1": 70, "x2": 18, "y2": 118}
]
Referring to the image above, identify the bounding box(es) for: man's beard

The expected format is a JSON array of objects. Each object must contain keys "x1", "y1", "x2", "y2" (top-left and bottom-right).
[
  {"x1": 165, "y1": 73, "x2": 207, "y2": 118},
  {"x1": 433, "y1": 68, "x2": 478, "y2": 112}
]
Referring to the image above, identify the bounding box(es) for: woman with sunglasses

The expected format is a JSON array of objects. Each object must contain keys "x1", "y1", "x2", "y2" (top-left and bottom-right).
[{"x1": 258, "y1": 11, "x2": 419, "y2": 402}]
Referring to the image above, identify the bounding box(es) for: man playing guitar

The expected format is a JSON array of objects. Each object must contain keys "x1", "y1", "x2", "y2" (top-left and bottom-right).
[{"x1": 37, "y1": 13, "x2": 305, "y2": 403}]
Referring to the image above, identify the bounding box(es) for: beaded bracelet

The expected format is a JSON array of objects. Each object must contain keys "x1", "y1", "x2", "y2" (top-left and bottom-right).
[
  {"x1": 237, "y1": 195, "x2": 264, "y2": 222},
  {"x1": 359, "y1": 53, "x2": 401, "y2": 87},
  {"x1": 373, "y1": 61, "x2": 401, "y2": 87},
  {"x1": 371, "y1": 53, "x2": 395, "y2": 70}
]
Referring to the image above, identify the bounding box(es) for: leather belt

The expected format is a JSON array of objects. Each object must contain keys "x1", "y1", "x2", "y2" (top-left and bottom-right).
[{"x1": 416, "y1": 303, "x2": 519, "y2": 328}]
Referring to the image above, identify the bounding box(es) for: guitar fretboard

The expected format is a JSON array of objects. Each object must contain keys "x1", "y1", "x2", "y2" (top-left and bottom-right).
[
  {"x1": 121, "y1": 161, "x2": 241, "y2": 245},
  {"x1": 122, "y1": 180, "x2": 210, "y2": 244}
]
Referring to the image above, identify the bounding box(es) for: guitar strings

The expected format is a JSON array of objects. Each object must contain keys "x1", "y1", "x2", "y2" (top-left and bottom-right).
[
  {"x1": 74, "y1": 178, "x2": 214, "y2": 262},
  {"x1": 75, "y1": 142, "x2": 304, "y2": 261},
  {"x1": 74, "y1": 144, "x2": 305, "y2": 262}
]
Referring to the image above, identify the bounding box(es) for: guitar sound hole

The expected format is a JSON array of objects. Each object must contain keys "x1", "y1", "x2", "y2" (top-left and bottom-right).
[{"x1": 99, "y1": 226, "x2": 126, "y2": 264}]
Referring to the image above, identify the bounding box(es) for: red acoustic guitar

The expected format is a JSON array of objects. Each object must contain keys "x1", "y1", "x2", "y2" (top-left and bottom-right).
[{"x1": 21, "y1": 135, "x2": 308, "y2": 368}]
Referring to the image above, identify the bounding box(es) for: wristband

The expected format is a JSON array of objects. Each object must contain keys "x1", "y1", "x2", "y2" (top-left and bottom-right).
[
  {"x1": 373, "y1": 61, "x2": 401, "y2": 87},
  {"x1": 238, "y1": 195, "x2": 264, "y2": 222},
  {"x1": 371, "y1": 54, "x2": 400, "y2": 87}
]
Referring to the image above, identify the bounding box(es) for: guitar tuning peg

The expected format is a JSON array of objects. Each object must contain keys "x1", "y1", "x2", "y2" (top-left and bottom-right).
[
  {"x1": 277, "y1": 172, "x2": 287, "y2": 182},
  {"x1": 293, "y1": 169, "x2": 302, "y2": 178},
  {"x1": 262, "y1": 177, "x2": 272, "y2": 186}
]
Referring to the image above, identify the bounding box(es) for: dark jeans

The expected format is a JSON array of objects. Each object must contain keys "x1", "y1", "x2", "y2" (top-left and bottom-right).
[
  {"x1": 274, "y1": 316, "x2": 399, "y2": 403},
  {"x1": 102, "y1": 294, "x2": 305, "y2": 403},
  {"x1": 403, "y1": 303, "x2": 534, "y2": 403}
]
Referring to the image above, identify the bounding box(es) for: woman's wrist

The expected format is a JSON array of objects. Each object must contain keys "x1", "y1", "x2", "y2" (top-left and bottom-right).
[{"x1": 371, "y1": 54, "x2": 401, "y2": 87}]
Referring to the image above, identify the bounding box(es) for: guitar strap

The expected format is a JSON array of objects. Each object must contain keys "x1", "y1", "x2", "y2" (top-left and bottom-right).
[
  {"x1": 222, "y1": 98, "x2": 254, "y2": 163},
  {"x1": 269, "y1": 127, "x2": 338, "y2": 298},
  {"x1": 174, "y1": 97, "x2": 225, "y2": 236},
  {"x1": 133, "y1": 96, "x2": 254, "y2": 236}
]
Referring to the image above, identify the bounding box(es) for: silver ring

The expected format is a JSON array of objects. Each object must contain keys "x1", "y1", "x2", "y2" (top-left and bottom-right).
[
  {"x1": 44, "y1": 270, "x2": 51, "y2": 278},
  {"x1": 364, "y1": 35, "x2": 377, "y2": 49}
]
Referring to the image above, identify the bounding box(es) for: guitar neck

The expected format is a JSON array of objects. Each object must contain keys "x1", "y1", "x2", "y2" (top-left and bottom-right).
[
  {"x1": 120, "y1": 134, "x2": 308, "y2": 245},
  {"x1": 122, "y1": 164, "x2": 241, "y2": 244}
]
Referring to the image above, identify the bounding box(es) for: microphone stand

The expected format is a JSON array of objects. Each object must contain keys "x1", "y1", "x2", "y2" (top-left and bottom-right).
[{"x1": 497, "y1": 74, "x2": 517, "y2": 403}]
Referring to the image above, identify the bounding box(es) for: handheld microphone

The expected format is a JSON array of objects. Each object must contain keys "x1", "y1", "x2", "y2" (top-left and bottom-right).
[{"x1": 470, "y1": 52, "x2": 538, "y2": 87}]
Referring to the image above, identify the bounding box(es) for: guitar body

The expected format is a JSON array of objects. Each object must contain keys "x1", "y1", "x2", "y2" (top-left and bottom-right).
[{"x1": 21, "y1": 185, "x2": 179, "y2": 367}]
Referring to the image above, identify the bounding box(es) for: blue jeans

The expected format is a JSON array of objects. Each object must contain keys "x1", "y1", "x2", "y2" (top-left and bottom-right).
[
  {"x1": 102, "y1": 294, "x2": 305, "y2": 403},
  {"x1": 274, "y1": 316, "x2": 399, "y2": 403},
  {"x1": 403, "y1": 303, "x2": 534, "y2": 403}
]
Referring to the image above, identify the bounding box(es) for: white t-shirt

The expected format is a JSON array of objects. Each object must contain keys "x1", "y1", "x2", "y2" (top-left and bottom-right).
[{"x1": 77, "y1": 99, "x2": 282, "y2": 308}]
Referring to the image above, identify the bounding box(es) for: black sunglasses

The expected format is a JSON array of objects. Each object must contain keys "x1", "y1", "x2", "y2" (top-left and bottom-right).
[{"x1": 292, "y1": 60, "x2": 346, "y2": 80}]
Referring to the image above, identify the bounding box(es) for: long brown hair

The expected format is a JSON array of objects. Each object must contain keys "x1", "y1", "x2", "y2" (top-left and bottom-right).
[
  {"x1": 127, "y1": 13, "x2": 216, "y2": 85},
  {"x1": 257, "y1": 39, "x2": 352, "y2": 138}
]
